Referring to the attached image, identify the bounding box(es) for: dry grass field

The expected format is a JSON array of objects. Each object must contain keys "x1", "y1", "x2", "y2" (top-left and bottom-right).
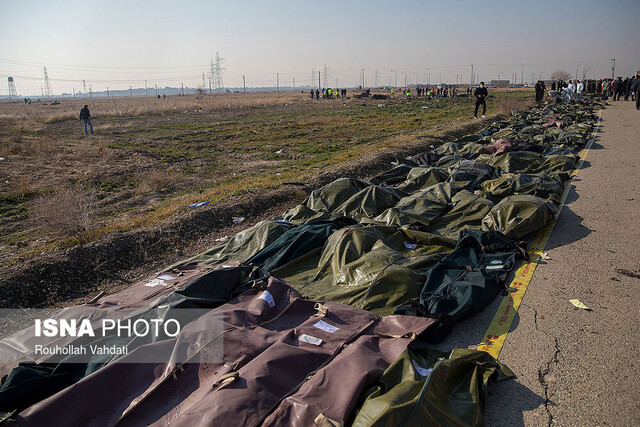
[{"x1": 0, "y1": 89, "x2": 532, "y2": 270}]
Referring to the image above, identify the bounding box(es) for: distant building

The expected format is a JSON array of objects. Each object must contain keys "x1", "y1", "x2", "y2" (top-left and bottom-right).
[{"x1": 490, "y1": 80, "x2": 510, "y2": 88}]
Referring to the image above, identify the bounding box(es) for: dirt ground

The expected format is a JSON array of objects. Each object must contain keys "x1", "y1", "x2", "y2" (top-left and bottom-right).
[{"x1": 481, "y1": 100, "x2": 640, "y2": 425}]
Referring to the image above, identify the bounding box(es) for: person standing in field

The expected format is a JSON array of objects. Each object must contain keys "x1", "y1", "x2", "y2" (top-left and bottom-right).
[
  {"x1": 474, "y1": 82, "x2": 488, "y2": 118},
  {"x1": 79, "y1": 104, "x2": 93, "y2": 135}
]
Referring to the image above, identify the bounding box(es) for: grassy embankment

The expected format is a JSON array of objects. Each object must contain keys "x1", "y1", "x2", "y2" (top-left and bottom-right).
[{"x1": 0, "y1": 89, "x2": 532, "y2": 264}]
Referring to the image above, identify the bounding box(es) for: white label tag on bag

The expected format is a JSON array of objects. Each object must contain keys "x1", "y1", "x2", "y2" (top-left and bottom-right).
[
  {"x1": 412, "y1": 359, "x2": 433, "y2": 377},
  {"x1": 404, "y1": 241, "x2": 417, "y2": 249},
  {"x1": 157, "y1": 274, "x2": 175, "y2": 281},
  {"x1": 144, "y1": 278, "x2": 166, "y2": 287},
  {"x1": 258, "y1": 291, "x2": 275, "y2": 307},
  {"x1": 299, "y1": 334, "x2": 323, "y2": 346},
  {"x1": 313, "y1": 320, "x2": 339, "y2": 333}
]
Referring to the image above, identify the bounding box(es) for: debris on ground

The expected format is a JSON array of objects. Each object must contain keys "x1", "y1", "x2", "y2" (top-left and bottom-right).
[
  {"x1": 189, "y1": 201, "x2": 209, "y2": 208},
  {"x1": 569, "y1": 299, "x2": 592, "y2": 310}
]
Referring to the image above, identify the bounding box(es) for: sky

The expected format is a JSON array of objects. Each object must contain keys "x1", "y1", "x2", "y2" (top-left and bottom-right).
[{"x1": 1, "y1": 0, "x2": 639, "y2": 96}]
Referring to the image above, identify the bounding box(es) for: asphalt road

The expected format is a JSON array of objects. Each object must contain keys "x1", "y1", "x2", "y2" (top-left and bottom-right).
[{"x1": 482, "y1": 100, "x2": 640, "y2": 426}]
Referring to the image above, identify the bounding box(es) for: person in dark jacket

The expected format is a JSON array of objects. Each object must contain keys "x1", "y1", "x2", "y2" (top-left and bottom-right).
[
  {"x1": 613, "y1": 77, "x2": 623, "y2": 101},
  {"x1": 635, "y1": 76, "x2": 640, "y2": 110},
  {"x1": 79, "y1": 105, "x2": 93, "y2": 135},
  {"x1": 534, "y1": 81, "x2": 545, "y2": 102},
  {"x1": 474, "y1": 82, "x2": 488, "y2": 118}
]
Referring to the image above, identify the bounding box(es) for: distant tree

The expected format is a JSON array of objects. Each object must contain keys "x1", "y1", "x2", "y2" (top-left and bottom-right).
[
  {"x1": 195, "y1": 87, "x2": 206, "y2": 96},
  {"x1": 551, "y1": 70, "x2": 571, "y2": 81}
]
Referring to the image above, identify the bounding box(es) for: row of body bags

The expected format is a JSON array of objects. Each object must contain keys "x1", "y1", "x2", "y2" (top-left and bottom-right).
[{"x1": 0, "y1": 100, "x2": 602, "y2": 425}]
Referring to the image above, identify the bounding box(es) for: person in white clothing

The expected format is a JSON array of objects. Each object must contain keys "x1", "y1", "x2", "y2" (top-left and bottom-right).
[
  {"x1": 564, "y1": 80, "x2": 574, "y2": 101},
  {"x1": 576, "y1": 80, "x2": 584, "y2": 101}
]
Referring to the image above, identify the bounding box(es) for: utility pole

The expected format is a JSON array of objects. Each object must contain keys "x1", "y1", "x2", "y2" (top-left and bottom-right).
[
  {"x1": 374, "y1": 69, "x2": 379, "y2": 88},
  {"x1": 611, "y1": 59, "x2": 615, "y2": 79},
  {"x1": 181, "y1": 82, "x2": 184, "y2": 96},
  {"x1": 155, "y1": 84, "x2": 157, "y2": 96},
  {"x1": 318, "y1": 71, "x2": 321, "y2": 90},
  {"x1": 403, "y1": 72, "x2": 407, "y2": 88},
  {"x1": 130, "y1": 85, "x2": 132, "y2": 97},
  {"x1": 73, "y1": 88, "x2": 75, "y2": 97},
  {"x1": 276, "y1": 73, "x2": 279, "y2": 92},
  {"x1": 145, "y1": 80, "x2": 148, "y2": 96},
  {"x1": 212, "y1": 52, "x2": 225, "y2": 92},
  {"x1": 42, "y1": 66, "x2": 53, "y2": 97},
  {"x1": 521, "y1": 64, "x2": 524, "y2": 85},
  {"x1": 106, "y1": 87, "x2": 109, "y2": 97},
  {"x1": 470, "y1": 65, "x2": 474, "y2": 85},
  {"x1": 83, "y1": 79, "x2": 87, "y2": 93},
  {"x1": 361, "y1": 69, "x2": 364, "y2": 89},
  {"x1": 323, "y1": 64, "x2": 329, "y2": 88},
  {"x1": 208, "y1": 77, "x2": 211, "y2": 94},
  {"x1": 243, "y1": 75, "x2": 246, "y2": 93},
  {"x1": 575, "y1": 63, "x2": 580, "y2": 81},
  {"x1": 89, "y1": 84, "x2": 92, "y2": 97}
]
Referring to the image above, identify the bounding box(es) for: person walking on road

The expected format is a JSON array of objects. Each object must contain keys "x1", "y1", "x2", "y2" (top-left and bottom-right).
[
  {"x1": 79, "y1": 105, "x2": 93, "y2": 135},
  {"x1": 613, "y1": 77, "x2": 623, "y2": 101},
  {"x1": 474, "y1": 82, "x2": 488, "y2": 118}
]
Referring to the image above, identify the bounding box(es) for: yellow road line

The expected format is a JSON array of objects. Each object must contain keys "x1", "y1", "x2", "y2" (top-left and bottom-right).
[{"x1": 478, "y1": 111, "x2": 601, "y2": 358}]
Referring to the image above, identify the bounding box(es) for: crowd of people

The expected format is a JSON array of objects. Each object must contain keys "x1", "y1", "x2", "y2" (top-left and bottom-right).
[
  {"x1": 309, "y1": 85, "x2": 463, "y2": 101},
  {"x1": 552, "y1": 75, "x2": 639, "y2": 108},
  {"x1": 309, "y1": 88, "x2": 348, "y2": 99}
]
